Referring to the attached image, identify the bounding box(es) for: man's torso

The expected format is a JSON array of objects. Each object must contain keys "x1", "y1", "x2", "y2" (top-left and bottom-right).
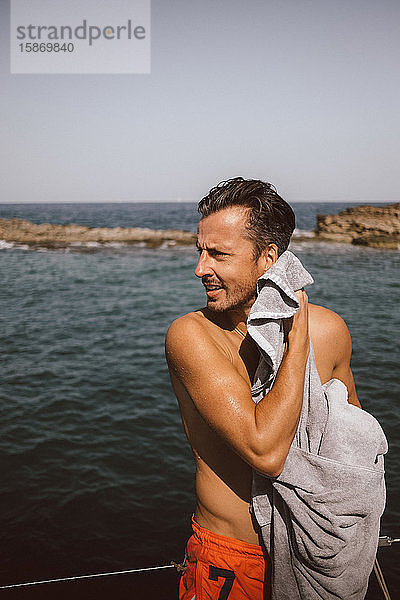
[{"x1": 169, "y1": 304, "x2": 341, "y2": 545}]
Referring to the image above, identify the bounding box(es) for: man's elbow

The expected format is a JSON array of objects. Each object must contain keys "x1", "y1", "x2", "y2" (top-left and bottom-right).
[{"x1": 248, "y1": 448, "x2": 286, "y2": 479}]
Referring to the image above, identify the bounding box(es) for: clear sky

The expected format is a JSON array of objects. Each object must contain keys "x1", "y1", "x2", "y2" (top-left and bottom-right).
[{"x1": 1, "y1": 0, "x2": 399, "y2": 203}]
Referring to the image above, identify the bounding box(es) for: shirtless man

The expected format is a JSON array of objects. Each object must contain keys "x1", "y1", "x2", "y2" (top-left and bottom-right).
[{"x1": 165, "y1": 177, "x2": 360, "y2": 599}]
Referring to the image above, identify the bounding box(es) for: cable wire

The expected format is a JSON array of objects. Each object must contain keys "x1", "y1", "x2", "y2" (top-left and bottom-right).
[
  {"x1": 374, "y1": 558, "x2": 391, "y2": 600},
  {"x1": 0, "y1": 564, "x2": 176, "y2": 590}
]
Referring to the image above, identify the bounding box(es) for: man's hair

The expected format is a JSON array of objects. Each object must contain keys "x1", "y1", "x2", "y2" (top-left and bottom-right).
[{"x1": 198, "y1": 177, "x2": 295, "y2": 258}]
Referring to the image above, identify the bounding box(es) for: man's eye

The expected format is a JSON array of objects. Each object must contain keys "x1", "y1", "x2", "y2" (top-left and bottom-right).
[{"x1": 196, "y1": 248, "x2": 227, "y2": 257}]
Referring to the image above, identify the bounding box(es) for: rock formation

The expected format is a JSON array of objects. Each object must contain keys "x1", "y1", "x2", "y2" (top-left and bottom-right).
[
  {"x1": 1, "y1": 202, "x2": 399, "y2": 250},
  {"x1": 316, "y1": 203, "x2": 400, "y2": 249},
  {"x1": 0, "y1": 218, "x2": 196, "y2": 248}
]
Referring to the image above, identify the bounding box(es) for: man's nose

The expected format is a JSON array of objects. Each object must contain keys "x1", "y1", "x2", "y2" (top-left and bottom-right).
[{"x1": 195, "y1": 250, "x2": 213, "y2": 278}]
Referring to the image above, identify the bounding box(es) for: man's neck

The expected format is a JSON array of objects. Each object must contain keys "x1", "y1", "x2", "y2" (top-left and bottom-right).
[
  {"x1": 203, "y1": 296, "x2": 257, "y2": 334},
  {"x1": 224, "y1": 300, "x2": 256, "y2": 334}
]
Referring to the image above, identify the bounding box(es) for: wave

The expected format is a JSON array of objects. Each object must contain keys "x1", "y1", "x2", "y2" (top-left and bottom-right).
[
  {"x1": 0, "y1": 238, "x2": 192, "y2": 254},
  {"x1": 0, "y1": 239, "x2": 30, "y2": 250},
  {"x1": 292, "y1": 228, "x2": 316, "y2": 239}
]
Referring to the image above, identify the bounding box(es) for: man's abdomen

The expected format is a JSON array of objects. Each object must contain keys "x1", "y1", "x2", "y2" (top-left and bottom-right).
[{"x1": 194, "y1": 455, "x2": 261, "y2": 545}]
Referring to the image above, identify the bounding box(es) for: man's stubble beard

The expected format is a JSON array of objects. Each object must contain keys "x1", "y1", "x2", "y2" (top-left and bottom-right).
[{"x1": 207, "y1": 282, "x2": 257, "y2": 314}]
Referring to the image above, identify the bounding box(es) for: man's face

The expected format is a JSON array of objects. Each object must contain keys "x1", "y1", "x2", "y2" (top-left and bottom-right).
[{"x1": 195, "y1": 206, "x2": 267, "y2": 313}]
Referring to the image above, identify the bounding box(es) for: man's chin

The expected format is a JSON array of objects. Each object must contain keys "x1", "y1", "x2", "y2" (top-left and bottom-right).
[
  {"x1": 207, "y1": 294, "x2": 238, "y2": 312},
  {"x1": 206, "y1": 296, "x2": 255, "y2": 313},
  {"x1": 206, "y1": 301, "x2": 226, "y2": 313}
]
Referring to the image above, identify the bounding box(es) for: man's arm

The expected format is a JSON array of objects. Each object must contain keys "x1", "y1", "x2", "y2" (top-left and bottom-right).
[
  {"x1": 166, "y1": 291, "x2": 310, "y2": 478},
  {"x1": 331, "y1": 315, "x2": 360, "y2": 408},
  {"x1": 309, "y1": 305, "x2": 360, "y2": 408}
]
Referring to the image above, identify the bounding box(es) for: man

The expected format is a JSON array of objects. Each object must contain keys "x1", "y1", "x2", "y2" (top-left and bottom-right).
[{"x1": 165, "y1": 177, "x2": 360, "y2": 599}]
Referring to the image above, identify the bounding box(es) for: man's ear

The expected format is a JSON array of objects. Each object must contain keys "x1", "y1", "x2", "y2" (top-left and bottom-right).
[{"x1": 260, "y1": 244, "x2": 279, "y2": 272}]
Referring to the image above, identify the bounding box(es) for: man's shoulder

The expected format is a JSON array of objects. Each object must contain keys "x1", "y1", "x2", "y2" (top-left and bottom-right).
[
  {"x1": 309, "y1": 304, "x2": 359, "y2": 404},
  {"x1": 309, "y1": 303, "x2": 352, "y2": 359},
  {"x1": 309, "y1": 303, "x2": 349, "y2": 333},
  {"x1": 165, "y1": 310, "x2": 237, "y2": 385},
  {"x1": 166, "y1": 310, "x2": 234, "y2": 368},
  {"x1": 166, "y1": 310, "x2": 207, "y2": 342},
  {"x1": 166, "y1": 310, "x2": 217, "y2": 355}
]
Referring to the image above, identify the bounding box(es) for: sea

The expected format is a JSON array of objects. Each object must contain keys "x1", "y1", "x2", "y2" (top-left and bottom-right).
[{"x1": 0, "y1": 202, "x2": 399, "y2": 600}]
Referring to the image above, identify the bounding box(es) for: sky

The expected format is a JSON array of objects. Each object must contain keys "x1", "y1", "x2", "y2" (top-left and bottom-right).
[{"x1": 1, "y1": 0, "x2": 399, "y2": 203}]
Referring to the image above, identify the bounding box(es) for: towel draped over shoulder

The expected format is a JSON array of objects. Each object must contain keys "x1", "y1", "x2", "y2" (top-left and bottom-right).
[{"x1": 248, "y1": 251, "x2": 388, "y2": 600}]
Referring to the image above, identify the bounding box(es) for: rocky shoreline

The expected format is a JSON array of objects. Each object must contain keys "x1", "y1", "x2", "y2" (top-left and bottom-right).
[
  {"x1": 315, "y1": 202, "x2": 400, "y2": 249},
  {"x1": 0, "y1": 218, "x2": 196, "y2": 248},
  {"x1": 0, "y1": 202, "x2": 399, "y2": 250}
]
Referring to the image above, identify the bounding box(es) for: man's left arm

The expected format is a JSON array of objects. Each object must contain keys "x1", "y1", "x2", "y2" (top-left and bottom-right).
[
  {"x1": 330, "y1": 313, "x2": 361, "y2": 408},
  {"x1": 310, "y1": 305, "x2": 361, "y2": 408}
]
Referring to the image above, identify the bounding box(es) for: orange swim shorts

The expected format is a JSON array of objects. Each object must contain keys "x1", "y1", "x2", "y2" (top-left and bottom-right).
[{"x1": 179, "y1": 518, "x2": 271, "y2": 600}]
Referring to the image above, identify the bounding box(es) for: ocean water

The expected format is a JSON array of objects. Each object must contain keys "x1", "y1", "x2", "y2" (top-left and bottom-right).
[{"x1": 0, "y1": 202, "x2": 399, "y2": 599}]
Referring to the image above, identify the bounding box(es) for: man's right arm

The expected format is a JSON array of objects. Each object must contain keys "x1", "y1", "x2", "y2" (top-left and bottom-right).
[{"x1": 165, "y1": 292, "x2": 310, "y2": 478}]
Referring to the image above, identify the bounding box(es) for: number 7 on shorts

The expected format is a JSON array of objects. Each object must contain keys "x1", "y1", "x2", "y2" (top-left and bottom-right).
[{"x1": 208, "y1": 566, "x2": 236, "y2": 600}]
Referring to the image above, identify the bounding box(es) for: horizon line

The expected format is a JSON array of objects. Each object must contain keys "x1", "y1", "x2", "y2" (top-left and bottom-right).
[{"x1": 0, "y1": 200, "x2": 395, "y2": 205}]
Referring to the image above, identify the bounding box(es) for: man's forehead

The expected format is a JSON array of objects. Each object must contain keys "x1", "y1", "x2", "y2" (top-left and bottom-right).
[
  {"x1": 195, "y1": 237, "x2": 233, "y2": 252},
  {"x1": 197, "y1": 223, "x2": 241, "y2": 253},
  {"x1": 197, "y1": 206, "x2": 250, "y2": 244}
]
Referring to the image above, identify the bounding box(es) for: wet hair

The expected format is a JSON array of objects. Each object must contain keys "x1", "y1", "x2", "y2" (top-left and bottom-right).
[{"x1": 198, "y1": 177, "x2": 295, "y2": 258}]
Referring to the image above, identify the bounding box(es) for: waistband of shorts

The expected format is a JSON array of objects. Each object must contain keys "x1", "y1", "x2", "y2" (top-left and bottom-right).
[{"x1": 191, "y1": 516, "x2": 264, "y2": 557}]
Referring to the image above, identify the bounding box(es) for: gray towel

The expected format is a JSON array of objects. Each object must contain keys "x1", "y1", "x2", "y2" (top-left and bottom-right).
[{"x1": 248, "y1": 251, "x2": 388, "y2": 600}]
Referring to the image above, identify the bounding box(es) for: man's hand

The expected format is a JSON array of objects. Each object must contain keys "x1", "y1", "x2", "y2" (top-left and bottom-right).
[{"x1": 285, "y1": 289, "x2": 310, "y2": 357}]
